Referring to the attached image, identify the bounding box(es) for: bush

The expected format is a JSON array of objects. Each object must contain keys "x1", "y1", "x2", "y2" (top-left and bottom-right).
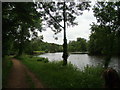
[
  {"x1": 37, "y1": 58, "x2": 43, "y2": 61},
  {"x1": 37, "y1": 57, "x2": 49, "y2": 63}
]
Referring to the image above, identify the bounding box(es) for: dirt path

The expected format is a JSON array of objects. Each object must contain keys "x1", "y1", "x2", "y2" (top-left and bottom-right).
[{"x1": 6, "y1": 58, "x2": 44, "y2": 88}]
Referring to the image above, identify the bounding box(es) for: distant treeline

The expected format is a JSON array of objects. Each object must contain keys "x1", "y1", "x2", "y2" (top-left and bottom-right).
[
  {"x1": 7, "y1": 36, "x2": 88, "y2": 55},
  {"x1": 5, "y1": 33, "x2": 120, "y2": 56},
  {"x1": 26, "y1": 37, "x2": 63, "y2": 54},
  {"x1": 68, "y1": 38, "x2": 87, "y2": 52},
  {"x1": 26, "y1": 37, "x2": 88, "y2": 54}
]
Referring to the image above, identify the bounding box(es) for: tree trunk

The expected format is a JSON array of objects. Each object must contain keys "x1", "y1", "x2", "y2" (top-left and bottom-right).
[
  {"x1": 62, "y1": 2, "x2": 68, "y2": 65},
  {"x1": 18, "y1": 26, "x2": 24, "y2": 56}
]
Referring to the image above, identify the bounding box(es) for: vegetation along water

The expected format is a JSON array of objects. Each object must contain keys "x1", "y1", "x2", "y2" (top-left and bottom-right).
[{"x1": 2, "y1": 1, "x2": 120, "y2": 88}]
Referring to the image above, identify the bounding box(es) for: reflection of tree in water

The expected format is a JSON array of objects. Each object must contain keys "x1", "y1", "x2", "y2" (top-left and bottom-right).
[
  {"x1": 88, "y1": 55, "x2": 104, "y2": 66},
  {"x1": 108, "y1": 57, "x2": 119, "y2": 72},
  {"x1": 104, "y1": 55, "x2": 111, "y2": 69}
]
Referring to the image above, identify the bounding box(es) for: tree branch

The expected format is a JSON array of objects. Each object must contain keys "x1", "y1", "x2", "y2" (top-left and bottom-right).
[{"x1": 41, "y1": 3, "x2": 64, "y2": 29}]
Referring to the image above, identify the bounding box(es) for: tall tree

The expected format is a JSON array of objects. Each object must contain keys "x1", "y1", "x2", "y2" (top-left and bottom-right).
[
  {"x1": 36, "y1": 2, "x2": 90, "y2": 65},
  {"x1": 89, "y1": 2, "x2": 120, "y2": 68},
  {"x1": 2, "y1": 2, "x2": 42, "y2": 56}
]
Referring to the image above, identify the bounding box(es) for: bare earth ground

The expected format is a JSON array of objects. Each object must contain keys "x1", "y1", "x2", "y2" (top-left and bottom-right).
[{"x1": 6, "y1": 58, "x2": 44, "y2": 88}]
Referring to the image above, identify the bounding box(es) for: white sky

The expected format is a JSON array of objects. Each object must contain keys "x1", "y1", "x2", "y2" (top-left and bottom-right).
[{"x1": 39, "y1": 2, "x2": 97, "y2": 45}]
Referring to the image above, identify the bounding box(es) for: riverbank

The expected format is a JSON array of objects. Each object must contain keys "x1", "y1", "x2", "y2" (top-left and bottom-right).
[
  {"x1": 18, "y1": 55, "x2": 104, "y2": 88},
  {"x1": 70, "y1": 52, "x2": 88, "y2": 54}
]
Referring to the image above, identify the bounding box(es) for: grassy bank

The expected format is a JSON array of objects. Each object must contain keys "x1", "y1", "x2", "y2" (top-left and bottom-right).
[
  {"x1": 19, "y1": 55, "x2": 104, "y2": 88},
  {"x1": 2, "y1": 56, "x2": 13, "y2": 87}
]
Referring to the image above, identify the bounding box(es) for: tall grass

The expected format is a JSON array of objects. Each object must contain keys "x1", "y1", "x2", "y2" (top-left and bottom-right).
[{"x1": 20, "y1": 55, "x2": 104, "y2": 88}]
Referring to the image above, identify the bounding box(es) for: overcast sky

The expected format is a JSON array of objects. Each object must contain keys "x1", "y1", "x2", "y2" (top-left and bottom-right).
[{"x1": 39, "y1": 2, "x2": 97, "y2": 45}]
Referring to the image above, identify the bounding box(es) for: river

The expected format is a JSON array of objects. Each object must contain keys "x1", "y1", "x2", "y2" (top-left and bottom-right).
[{"x1": 37, "y1": 52, "x2": 120, "y2": 71}]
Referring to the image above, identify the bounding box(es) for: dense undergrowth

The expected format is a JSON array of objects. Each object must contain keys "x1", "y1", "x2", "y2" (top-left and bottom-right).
[{"x1": 19, "y1": 55, "x2": 104, "y2": 88}]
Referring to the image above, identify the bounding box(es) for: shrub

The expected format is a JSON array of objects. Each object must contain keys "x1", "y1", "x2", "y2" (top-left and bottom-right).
[{"x1": 37, "y1": 57, "x2": 49, "y2": 63}]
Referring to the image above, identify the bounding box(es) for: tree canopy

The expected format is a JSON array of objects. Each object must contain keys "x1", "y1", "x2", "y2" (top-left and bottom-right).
[
  {"x1": 88, "y1": 2, "x2": 120, "y2": 56},
  {"x1": 88, "y1": 2, "x2": 120, "y2": 68},
  {"x1": 3, "y1": 2, "x2": 90, "y2": 59},
  {"x1": 2, "y1": 2, "x2": 42, "y2": 56},
  {"x1": 36, "y1": 2, "x2": 90, "y2": 34}
]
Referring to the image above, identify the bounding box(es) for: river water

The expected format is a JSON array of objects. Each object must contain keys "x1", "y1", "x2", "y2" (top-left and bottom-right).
[{"x1": 38, "y1": 52, "x2": 120, "y2": 71}]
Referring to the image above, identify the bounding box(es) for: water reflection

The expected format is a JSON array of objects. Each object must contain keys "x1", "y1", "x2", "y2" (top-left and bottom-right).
[
  {"x1": 39, "y1": 52, "x2": 63, "y2": 61},
  {"x1": 38, "y1": 52, "x2": 120, "y2": 71},
  {"x1": 68, "y1": 54, "x2": 91, "y2": 70},
  {"x1": 109, "y1": 57, "x2": 120, "y2": 72}
]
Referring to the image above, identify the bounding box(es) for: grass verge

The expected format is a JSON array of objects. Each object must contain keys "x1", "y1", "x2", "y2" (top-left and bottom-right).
[
  {"x1": 19, "y1": 55, "x2": 104, "y2": 88},
  {"x1": 2, "y1": 56, "x2": 13, "y2": 88}
]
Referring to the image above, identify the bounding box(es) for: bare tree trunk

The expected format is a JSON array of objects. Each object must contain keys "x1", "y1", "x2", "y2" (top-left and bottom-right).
[{"x1": 62, "y1": 2, "x2": 68, "y2": 65}]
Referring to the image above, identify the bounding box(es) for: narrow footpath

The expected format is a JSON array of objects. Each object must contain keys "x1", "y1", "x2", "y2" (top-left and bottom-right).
[{"x1": 6, "y1": 58, "x2": 44, "y2": 88}]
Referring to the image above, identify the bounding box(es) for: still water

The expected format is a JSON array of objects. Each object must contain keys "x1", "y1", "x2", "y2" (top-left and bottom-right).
[{"x1": 38, "y1": 52, "x2": 120, "y2": 71}]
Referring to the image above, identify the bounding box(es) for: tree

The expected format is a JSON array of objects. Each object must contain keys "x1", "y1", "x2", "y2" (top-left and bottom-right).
[
  {"x1": 88, "y1": 2, "x2": 120, "y2": 68},
  {"x1": 25, "y1": 36, "x2": 43, "y2": 54},
  {"x1": 27, "y1": 37, "x2": 63, "y2": 54},
  {"x1": 68, "y1": 37, "x2": 87, "y2": 52},
  {"x1": 36, "y1": 2, "x2": 90, "y2": 65},
  {"x1": 77, "y1": 38, "x2": 87, "y2": 51},
  {"x1": 2, "y1": 2, "x2": 42, "y2": 56},
  {"x1": 88, "y1": 24, "x2": 113, "y2": 54},
  {"x1": 2, "y1": 3, "x2": 17, "y2": 56}
]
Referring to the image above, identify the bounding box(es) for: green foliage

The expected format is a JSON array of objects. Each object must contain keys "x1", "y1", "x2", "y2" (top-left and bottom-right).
[
  {"x1": 68, "y1": 37, "x2": 87, "y2": 52},
  {"x1": 21, "y1": 56, "x2": 104, "y2": 88},
  {"x1": 37, "y1": 2, "x2": 90, "y2": 34},
  {"x1": 15, "y1": 55, "x2": 49, "y2": 63},
  {"x1": 2, "y1": 56, "x2": 13, "y2": 87},
  {"x1": 2, "y1": 2, "x2": 42, "y2": 56},
  {"x1": 2, "y1": 2, "x2": 90, "y2": 57},
  {"x1": 37, "y1": 57, "x2": 49, "y2": 63},
  {"x1": 26, "y1": 37, "x2": 63, "y2": 54},
  {"x1": 36, "y1": 2, "x2": 90, "y2": 65},
  {"x1": 88, "y1": 25, "x2": 113, "y2": 55},
  {"x1": 88, "y1": 2, "x2": 120, "y2": 55}
]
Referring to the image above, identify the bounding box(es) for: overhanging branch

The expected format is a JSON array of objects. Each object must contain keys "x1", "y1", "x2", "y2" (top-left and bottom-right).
[
  {"x1": 47, "y1": 12, "x2": 64, "y2": 29},
  {"x1": 41, "y1": 3, "x2": 64, "y2": 29}
]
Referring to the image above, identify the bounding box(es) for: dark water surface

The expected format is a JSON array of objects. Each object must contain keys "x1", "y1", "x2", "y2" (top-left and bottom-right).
[{"x1": 38, "y1": 52, "x2": 120, "y2": 71}]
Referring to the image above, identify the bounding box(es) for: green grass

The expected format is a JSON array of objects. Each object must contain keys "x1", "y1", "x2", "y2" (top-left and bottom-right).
[
  {"x1": 20, "y1": 55, "x2": 104, "y2": 88},
  {"x1": 16, "y1": 55, "x2": 49, "y2": 63},
  {"x1": 33, "y1": 51, "x2": 45, "y2": 54},
  {"x1": 2, "y1": 56, "x2": 13, "y2": 87}
]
